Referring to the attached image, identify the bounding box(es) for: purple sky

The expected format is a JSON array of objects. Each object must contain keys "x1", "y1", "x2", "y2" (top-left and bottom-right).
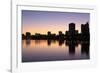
[{"x1": 22, "y1": 10, "x2": 90, "y2": 35}]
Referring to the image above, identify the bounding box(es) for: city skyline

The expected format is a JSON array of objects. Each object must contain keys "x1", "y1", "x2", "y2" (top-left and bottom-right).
[
  {"x1": 22, "y1": 10, "x2": 90, "y2": 35},
  {"x1": 22, "y1": 22, "x2": 90, "y2": 42}
]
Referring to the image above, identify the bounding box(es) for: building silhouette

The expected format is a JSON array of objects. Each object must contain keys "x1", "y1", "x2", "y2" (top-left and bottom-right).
[
  {"x1": 22, "y1": 34, "x2": 25, "y2": 40},
  {"x1": 81, "y1": 22, "x2": 90, "y2": 41},
  {"x1": 69, "y1": 23, "x2": 75, "y2": 40},
  {"x1": 26, "y1": 32, "x2": 31, "y2": 40},
  {"x1": 47, "y1": 31, "x2": 51, "y2": 36},
  {"x1": 22, "y1": 22, "x2": 90, "y2": 42},
  {"x1": 81, "y1": 42, "x2": 89, "y2": 56},
  {"x1": 69, "y1": 23, "x2": 75, "y2": 35}
]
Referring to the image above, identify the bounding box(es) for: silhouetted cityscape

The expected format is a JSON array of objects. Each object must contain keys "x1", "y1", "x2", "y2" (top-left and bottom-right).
[
  {"x1": 22, "y1": 22, "x2": 90, "y2": 62},
  {"x1": 22, "y1": 10, "x2": 90, "y2": 62},
  {"x1": 22, "y1": 22, "x2": 90, "y2": 42}
]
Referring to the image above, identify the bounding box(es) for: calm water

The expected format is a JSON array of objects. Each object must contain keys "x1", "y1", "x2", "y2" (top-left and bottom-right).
[{"x1": 22, "y1": 40, "x2": 89, "y2": 62}]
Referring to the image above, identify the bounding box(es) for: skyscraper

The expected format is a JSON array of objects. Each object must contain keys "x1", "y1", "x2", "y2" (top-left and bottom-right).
[
  {"x1": 69, "y1": 23, "x2": 75, "y2": 40},
  {"x1": 81, "y1": 22, "x2": 89, "y2": 35},
  {"x1": 69, "y1": 23, "x2": 75, "y2": 35},
  {"x1": 81, "y1": 22, "x2": 90, "y2": 41}
]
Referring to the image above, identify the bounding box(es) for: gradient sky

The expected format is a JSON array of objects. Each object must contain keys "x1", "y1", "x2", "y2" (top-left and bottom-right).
[{"x1": 22, "y1": 10, "x2": 90, "y2": 35}]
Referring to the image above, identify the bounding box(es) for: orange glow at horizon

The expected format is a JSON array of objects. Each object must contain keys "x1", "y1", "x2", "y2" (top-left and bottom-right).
[
  {"x1": 22, "y1": 11, "x2": 89, "y2": 35},
  {"x1": 22, "y1": 23, "x2": 81, "y2": 35}
]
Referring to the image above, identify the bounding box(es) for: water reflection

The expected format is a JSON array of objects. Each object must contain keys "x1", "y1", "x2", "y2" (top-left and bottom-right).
[{"x1": 22, "y1": 40, "x2": 90, "y2": 62}]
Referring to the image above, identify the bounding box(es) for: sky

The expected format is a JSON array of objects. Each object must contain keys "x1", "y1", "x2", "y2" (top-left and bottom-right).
[{"x1": 22, "y1": 10, "x2": 90, "y2": 35}]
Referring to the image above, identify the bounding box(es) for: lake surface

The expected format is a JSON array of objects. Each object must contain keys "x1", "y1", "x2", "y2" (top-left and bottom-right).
[{"x1": 22, "y1": 40, "x2": 89, "y2": 62}]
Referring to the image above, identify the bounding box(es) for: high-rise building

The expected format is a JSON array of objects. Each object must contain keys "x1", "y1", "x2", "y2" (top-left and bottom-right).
[
  {"x1": 81, "y1": 22, "x2": 90, "y2": 41},
  {"x1": 69, "y1": 23, "x2": 75, "y2": 36},
  {"x1": 81, "y1": 22, "x2": 89, "y2": 35}
]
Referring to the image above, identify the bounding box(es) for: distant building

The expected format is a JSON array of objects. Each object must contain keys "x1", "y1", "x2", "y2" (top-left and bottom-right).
[
  {"x1": 81, "y1": 22, "x2": 89, "y2": 35},
  {"x1": 81, "y1": 22, "x2": 90, "y2": 41},
  {"x1": 47, "y1": 31, "x2": 51, "y2": 36},
  {"x1": 22, "y1": 34, "x2": 25, "y2": 40},
  {"x1": 35, "y1": 33, "x2": 40, "y2": 36},
  {"x1": 65, "y1": 31, "x2": 68, "y2": 35},
  {"x1": 58, "y1": 31, "x2": 64, "y2": 40},
  {"x1": 69, "y1": 23, "x2": 75, "y2": 40},
  {"x1": 69, "y1": 23, "x2": 75, "y2": 36},
  {"x1": 59, "y1": 31, "x2": 63, "y2": 36},
  {"x1": 26, "y1": 32, "x2": 31, "y2": 40}
]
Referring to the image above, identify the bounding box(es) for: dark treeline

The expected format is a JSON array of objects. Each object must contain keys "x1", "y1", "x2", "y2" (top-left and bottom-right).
[{"x1": 22, "y1": 22, "x2": 90, "y2": 41}]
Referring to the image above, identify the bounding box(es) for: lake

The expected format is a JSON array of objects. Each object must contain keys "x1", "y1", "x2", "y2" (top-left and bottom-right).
[{"x1": 22, "y1": 40, "x2": 89, "y2": 62}]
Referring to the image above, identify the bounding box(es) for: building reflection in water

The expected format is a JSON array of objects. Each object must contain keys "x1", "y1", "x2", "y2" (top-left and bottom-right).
[
  {"x1": 25, "y1": 40, "x2": 31, "y2": 46},
  {"x1": 22, "y1": 39, "x2": 90, "y2": 62},
  {"x1": 81, "y1": 42, "x2": 89, "y2": 56}
]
